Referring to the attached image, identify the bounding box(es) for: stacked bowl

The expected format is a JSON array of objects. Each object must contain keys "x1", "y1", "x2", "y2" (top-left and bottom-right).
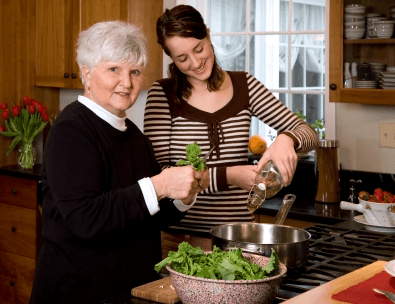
[
  {"x1": 370, "y1": 63, "x2": 386, "y2": 81},
  {"x1": 379, "y1": 66, "x2": 395, "y2": 90},
  {"x1": 344, "y1": 4, "x2": 367, "y2": 39},
  {"x1": 391, "y1": 6, "x2": 395, "y2": 20},
  {"x1": 366, "y1": 13, "x2": 385, "y2": 38}
]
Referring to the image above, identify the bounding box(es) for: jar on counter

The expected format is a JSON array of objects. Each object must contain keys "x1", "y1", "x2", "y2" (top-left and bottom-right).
[{"x1": 315, "y1": 140, "x2": 340, "y2": 203}]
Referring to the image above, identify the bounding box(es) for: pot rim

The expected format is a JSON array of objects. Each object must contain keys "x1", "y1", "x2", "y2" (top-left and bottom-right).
[{"x1": 210, "y1": 222, "x2": 311, "y2": 246}]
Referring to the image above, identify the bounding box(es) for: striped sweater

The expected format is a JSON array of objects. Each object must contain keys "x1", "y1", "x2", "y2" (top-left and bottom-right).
[{"x1": 144, "y1": 71, "x2": 318, "y2": 233}]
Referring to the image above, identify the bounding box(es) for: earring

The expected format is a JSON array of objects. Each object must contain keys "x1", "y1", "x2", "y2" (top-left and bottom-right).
[{"x1": 87, "y1": 87, "x2": 90, "y2": 94}]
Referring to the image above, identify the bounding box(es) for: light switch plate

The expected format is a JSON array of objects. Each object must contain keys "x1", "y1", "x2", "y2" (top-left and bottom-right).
[{"x1": 379, "y1": 123, "x2": 395, "y2": 148}]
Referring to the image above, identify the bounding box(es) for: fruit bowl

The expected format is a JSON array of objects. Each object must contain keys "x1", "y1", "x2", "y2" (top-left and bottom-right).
[{"x1": 166, "y1": 253, "x2": 287, "y2": 304}]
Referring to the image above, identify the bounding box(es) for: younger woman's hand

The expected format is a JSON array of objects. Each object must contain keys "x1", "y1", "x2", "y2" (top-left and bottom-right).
[
  {"x1": 226, "y1": 165, "x2": 257, "y2": 191},
  {"x1": 256, "y1": 134, "x2": 297, "y2": 186}
]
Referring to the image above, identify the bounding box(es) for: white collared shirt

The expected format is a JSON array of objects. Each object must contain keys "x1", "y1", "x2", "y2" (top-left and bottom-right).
[{"x1": 77, "y1": 95, "x2": 196, "y2": 215}]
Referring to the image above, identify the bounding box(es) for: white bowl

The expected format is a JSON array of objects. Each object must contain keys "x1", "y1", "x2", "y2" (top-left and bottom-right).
[
  {"x1": 344, "y1": 13, "x2": 366, "y2": 21},
  {"x1": 344, "y1": 27, "x2": 365, "y2": 39},
  {"x1": 345, "y1": 4, "x2": 366, "y2": 14},
  {"x1": 391, "y1": 6, "x2": 395, "y2": 13},
  {"x1": 345, "y1": 20, "x2": 365, "y2": 27},
  {"x1": 375, "y1": 20, "x2": 395, "y2": 38},
  {"x1": 341, "y1": 199, "x2": 395, "y2": 227},
  {"x1": 366, "y1": 13, "x2": 382, "y2": 18}
]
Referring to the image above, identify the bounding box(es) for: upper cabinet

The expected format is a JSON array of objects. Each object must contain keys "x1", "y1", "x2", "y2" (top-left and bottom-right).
[
  {"x1": 329, "y1": 0, "x2": 395, "y2": 105},
  {"x1": 34, "y1": 0, "x2": 163, "y2": 90}
]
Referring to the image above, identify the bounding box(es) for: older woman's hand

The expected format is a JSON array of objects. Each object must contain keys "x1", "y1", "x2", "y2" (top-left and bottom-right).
[
  {"x1": 151, "y1": 166, "x2": 206, "y2": 203},
  {"x1": 255, "y1": 134, "x2": 298, "y2": 186}
]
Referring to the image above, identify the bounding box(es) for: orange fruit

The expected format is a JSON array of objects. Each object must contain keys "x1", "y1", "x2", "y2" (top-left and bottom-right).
[{"x1": 248, "y1": 135, "x2": 267, "y2": 155}]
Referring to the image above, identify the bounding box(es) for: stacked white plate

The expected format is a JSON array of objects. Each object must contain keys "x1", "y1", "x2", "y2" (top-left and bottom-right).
[
  {"x1": 379, "y1": 70, "x2": 395, "y2": 90},
  {"x1": 354, "y1": 80, "x2": 377, "y2": 88},
  {"x1": 344, "y1": 4, "x2": 366, "y2": 39},
  {"x1": 369, "y1": 62, "x2": 386, "y2": 80}
]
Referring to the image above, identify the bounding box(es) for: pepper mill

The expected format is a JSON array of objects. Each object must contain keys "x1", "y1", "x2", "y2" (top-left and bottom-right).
[{"x1": 315, "y1": 140, "x2": 340, "y2": 203}]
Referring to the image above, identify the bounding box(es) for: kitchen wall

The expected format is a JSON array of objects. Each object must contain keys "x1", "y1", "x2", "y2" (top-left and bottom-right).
[{"x1": 336, "y1": 103, "x2": 395, "y2": 174}]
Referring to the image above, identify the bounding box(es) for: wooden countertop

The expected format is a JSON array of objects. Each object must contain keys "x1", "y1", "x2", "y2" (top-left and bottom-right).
[{"x1": 282, "y1": 261, "x2": 387, "y2": 303}]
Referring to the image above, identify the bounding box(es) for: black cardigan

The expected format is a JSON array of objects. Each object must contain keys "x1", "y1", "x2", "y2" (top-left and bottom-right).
[{"x1": 30, "y1": 101, "x2": 185, "y2": 304}]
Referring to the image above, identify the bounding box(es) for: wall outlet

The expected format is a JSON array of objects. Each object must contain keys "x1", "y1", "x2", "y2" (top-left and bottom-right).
[{"x1": 379, "y1": 123, "x2": 395, "y2": 148}]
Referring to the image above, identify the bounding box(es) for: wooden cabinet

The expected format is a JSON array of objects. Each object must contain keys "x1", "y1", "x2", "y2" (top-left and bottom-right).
[
  {"x1": 329, "y1": 0, "x2": 395, "y2": 105},
  {"x1": 34, "y1": 0, "x2": 163, "y2": 90},
  {"x1": 0, "y1": 172, "x2": 43, "y2": 304}
]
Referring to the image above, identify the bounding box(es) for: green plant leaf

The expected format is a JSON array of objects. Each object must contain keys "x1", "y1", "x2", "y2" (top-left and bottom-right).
[
  {"x1": 8, "y1": 117, "x2": 22, "y2": 134},
  {"x1": 6, "y1": 135, "x2": 22, "y2": 156},
  {"x1": 0, "y1": 131, "x2": 20, "y2": 137},
  {"x1": 22, "y1": 108, "x2": 29, "y2": 132},
  {"x1": 29, "y1": 122, "x2": 47, "y2": 143}
]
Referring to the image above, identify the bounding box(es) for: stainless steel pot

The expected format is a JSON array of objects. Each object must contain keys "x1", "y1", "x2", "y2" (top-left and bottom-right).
[{"x1": 210, "y1": 222, "x2": 311, "y2": 268}]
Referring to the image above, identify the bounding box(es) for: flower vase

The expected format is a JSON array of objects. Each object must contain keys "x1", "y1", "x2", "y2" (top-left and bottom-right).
[{"x1": 18, "y1": 142, "x2": 36, "y2": 169}]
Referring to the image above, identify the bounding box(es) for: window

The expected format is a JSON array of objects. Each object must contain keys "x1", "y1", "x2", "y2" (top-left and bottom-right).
[{"x1": 178, "y1": 0, "x2": 328, "y2": 144}]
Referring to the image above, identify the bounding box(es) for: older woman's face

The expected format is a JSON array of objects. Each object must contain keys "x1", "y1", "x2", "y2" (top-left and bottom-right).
[{"x1": 85, "y1": 61, "x2": 143, "y2": 117}]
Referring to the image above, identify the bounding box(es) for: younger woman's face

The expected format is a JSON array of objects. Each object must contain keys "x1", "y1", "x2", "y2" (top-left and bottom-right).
[{"x1": 165, "y1": 35, "x2": 214, "y2": 85}]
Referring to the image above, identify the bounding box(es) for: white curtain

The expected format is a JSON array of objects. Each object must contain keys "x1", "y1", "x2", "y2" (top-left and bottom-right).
[{"x1": 176, "y1": 0, "x2": 324, "y2": 145}]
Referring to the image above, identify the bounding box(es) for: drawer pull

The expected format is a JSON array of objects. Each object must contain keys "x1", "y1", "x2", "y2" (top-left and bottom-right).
[
  {"x1": 11, "y1": 226, "x2": 16, "y2": 232},
  {"x1": 10, "y1": 280, "x2": 15, "y2": 287},
  {"x1": 12, "y1": 189, "x2": 17, "y2": 194}
]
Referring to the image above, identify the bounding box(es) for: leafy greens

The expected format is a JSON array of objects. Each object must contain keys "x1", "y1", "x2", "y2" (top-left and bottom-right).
[
  {"x1": 176, "y1": 142, "x2": 207, "y2": 171},
  {"x1": 154, "y1": 241, "x2": 280, "y2": 281}
]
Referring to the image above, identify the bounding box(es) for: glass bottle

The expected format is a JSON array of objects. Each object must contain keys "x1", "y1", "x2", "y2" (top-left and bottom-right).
[{"x1": 246, "y1": 160, "x2": 284, "y2": 212}]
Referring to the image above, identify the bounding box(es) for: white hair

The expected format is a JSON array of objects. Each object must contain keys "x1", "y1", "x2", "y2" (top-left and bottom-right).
[{"x1": 76, "y1": 20, "x2": 148, "y2": 85}]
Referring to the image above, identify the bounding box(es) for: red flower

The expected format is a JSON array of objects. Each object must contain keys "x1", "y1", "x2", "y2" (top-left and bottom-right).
[
  {"x1": 28, "y1": 104, "x2": 35, "y2": 114},
  {"x1": 30, "y1": 99, "x2": 39, "y2": 107},
  {"x1": 12, "y1": 105, "x2": 21, "y2": 117},
  {"x1": 23, "y1": 96, "x2": 30, "y2": 105},
  {"x1": 2, "y1": 109, "x2": 9, "y2": 120},
  {"x1": 37, "y1": 103, "x2": 47, "y2": 114},
  {"x1": 0, "y1": 125, "x2": 4, "y2": 132},
  {"x1": 0, "y1": 102, "x2": 6, "y2": 110},
  {"x1": 41, "y1": 112, "x2": 48, "y2": 122}
]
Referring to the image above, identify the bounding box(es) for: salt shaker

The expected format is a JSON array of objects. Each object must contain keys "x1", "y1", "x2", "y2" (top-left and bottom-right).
[{"x1": 344, "y1": 62, "x2": 352, "y2": 88}]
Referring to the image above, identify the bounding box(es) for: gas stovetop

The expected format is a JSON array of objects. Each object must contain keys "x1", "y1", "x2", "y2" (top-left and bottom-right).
[{"x1": 275, "y1": 224, "x2": 395, "y2": 302}]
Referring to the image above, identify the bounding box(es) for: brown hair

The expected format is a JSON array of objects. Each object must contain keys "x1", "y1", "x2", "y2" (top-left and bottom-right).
[{"x1": 156, "y1": 5, "x2": 225, "y2": 105}]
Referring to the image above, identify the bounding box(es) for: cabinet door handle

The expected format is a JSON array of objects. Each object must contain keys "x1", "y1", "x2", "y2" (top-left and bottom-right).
[
  {"x1": 71, "y1": 73, "x2": 77, "y2": 79},
  {"x1": 12, "y1": 189, "x2": 17, "y2": 194},
  {"x1": 330, "y1": 83, "x2": 337, "y2": 90},
  {"x1": 11, "y1": 226, "x2": 16, "y2": 232},
  {"x1": 64, "y1": 73, "x2": 69, "y2": 78}
]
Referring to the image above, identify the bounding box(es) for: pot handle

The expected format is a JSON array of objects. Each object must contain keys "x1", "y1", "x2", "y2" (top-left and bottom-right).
[
  {"x1": 274, "y1": 194, "x2": 297, "y2": 225},
  {"x1": 340, "y1": 201, "x2": 365, "y2": 213}
]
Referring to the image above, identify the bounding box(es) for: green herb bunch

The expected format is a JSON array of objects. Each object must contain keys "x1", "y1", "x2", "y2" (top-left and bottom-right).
[
  {"x1": 154, "y1": 242, "x2": 280, "y2": 281},
  {"x1": 176, "y1": 142, "x2": 207, "y2": 171}
]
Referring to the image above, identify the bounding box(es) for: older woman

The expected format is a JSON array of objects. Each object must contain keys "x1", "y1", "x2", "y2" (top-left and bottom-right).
[{"x1": 29, "y1": 20, "x2": 208, "y2": 304}]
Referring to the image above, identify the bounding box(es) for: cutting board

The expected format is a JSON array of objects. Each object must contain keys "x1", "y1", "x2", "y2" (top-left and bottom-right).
[
  {"x1": 131, "y1": 277, "x2": 180, "y2": 304},
  {"x1": 281, "y1": 260, "x2": 387, "y2": 303}
]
